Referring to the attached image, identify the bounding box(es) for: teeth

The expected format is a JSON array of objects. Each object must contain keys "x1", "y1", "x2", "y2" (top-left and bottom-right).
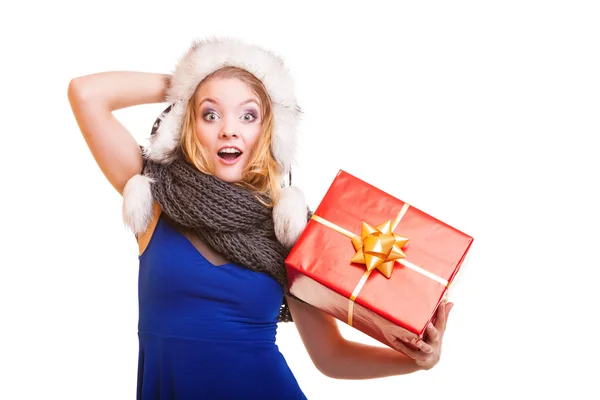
[{"x1": 219, "y1": 148, "x2": 241, "y2": 154}]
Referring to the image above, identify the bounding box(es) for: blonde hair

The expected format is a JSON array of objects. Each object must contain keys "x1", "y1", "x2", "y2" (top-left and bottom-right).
[{"x1": 179, "y1": 66, "x2": 282, "y2": 207}]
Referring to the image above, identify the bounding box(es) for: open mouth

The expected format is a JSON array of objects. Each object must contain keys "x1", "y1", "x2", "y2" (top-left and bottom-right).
[{"x1": 217, "y1": 147, "x2": 243, "y2": 163}]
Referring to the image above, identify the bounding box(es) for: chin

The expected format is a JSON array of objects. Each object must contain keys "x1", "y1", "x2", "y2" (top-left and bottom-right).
[
  {"x1": 214, "y1": 168, "x2": 243, "y2": 183},
  {"x1": 212, "y1": 154, "x2": 247, "y2": 183}
]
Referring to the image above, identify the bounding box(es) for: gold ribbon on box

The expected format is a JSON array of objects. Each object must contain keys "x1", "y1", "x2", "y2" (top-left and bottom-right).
[{"x1": 311, "y1": 203, "x2": 449, "y2": 326}]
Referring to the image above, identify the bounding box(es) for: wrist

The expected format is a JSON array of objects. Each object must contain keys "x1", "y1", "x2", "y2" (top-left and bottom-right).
[{"x1": 161, "y1": 73, "x2": 172, "y2": 101}]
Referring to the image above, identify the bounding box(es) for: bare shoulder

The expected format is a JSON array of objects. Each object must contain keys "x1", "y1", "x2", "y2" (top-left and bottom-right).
[{"x1": 137, "y1": 201, "x2": 162, "y2": 256}]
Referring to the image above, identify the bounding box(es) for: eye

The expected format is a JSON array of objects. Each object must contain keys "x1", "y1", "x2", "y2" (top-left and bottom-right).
[
  {"x1": 241, "y1": 111, "x2": 258, "y2": 122},
  {"x1": 202, "y1": 110, "x2": 220, "y2": 122}
]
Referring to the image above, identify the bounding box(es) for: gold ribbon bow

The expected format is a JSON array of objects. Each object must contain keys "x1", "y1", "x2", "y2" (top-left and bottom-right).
[{"x1": 350, "y1": 217, "x2": 409, "y2": 279}]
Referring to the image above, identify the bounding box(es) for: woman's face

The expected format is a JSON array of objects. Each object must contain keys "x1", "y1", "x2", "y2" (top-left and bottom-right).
[{"x1": 194, "y1": 77, "x2": 263, "y2": 183}]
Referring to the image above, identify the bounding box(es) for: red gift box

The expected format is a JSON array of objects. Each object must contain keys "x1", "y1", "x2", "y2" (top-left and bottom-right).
[{"x1": 286, "y1": 170, "x2": 473, "y2": 349}]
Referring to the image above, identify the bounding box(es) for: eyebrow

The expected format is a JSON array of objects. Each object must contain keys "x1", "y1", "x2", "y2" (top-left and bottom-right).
[{"x1": 198, "y1": 98, "x2": 259, "y2": 107}]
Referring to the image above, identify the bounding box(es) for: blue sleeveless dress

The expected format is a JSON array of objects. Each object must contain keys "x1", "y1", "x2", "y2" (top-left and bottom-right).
[{"x1": 137, "y1": 216, "x2": 307, "y2": 399}]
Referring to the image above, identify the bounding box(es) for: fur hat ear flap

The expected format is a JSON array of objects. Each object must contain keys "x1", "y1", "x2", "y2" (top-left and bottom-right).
[
  {"x1": 273, "y1": 185, "x2": 309, "y2": 248},
  {"x1": 122, "y1": 174, "x2": 155, "y2": 235}
]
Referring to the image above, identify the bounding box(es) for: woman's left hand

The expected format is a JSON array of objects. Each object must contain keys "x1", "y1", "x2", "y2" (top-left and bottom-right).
[{"x1": 392, "y1": 301, "x2": 454, "y2": 370}]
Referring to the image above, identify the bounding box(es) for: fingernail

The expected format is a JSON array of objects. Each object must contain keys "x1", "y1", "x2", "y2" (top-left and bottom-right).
[{"x1": 428, "y1": 322, "x2": 434, "y2": 329}]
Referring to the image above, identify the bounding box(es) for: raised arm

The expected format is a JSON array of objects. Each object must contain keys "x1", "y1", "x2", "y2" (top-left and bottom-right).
[{"x1": 67, "y1": 71, "x2": 169, "y2": 195}]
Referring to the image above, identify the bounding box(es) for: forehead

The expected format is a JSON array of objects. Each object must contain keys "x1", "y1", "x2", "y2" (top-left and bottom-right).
[{"x1": 195, "y1": 77, "x2": 259, "y2": 105}]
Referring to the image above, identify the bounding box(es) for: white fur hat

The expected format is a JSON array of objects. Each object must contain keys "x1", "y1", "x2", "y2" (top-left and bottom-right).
[{"x1": 122, "y1": 36, "x2": 308, "y2": 248}]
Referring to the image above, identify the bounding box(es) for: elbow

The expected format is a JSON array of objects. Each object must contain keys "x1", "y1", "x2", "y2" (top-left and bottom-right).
[
  {"x1": 313, "y1": 360, "x2": 337, "y2": 379},
  {"x1": 312, "y1": 358, "x2": 334, "y2": 378},
  {"x1": 314, "y1": 362, "x2": 348, "y2": 380},
  {"x1": 67, "y1": 76, "x2": 110, "y2": 126},
  {"x1": 316, "y1": 366, "x2": 343, "y2": 380},
  {"x1": 309, "y1": 341, "x2": 346, "y2": 379},
  {"x1": 68, "y1": 77, "x2": 89, "y2": 105},
  {"x1": 68, "y1": 75, "x2": 105, "y2": 107}
]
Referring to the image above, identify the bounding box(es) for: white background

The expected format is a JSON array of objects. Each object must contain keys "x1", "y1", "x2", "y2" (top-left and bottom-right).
[{"x1": 1, "y1": 1, "x2": 599, "y2": 399}]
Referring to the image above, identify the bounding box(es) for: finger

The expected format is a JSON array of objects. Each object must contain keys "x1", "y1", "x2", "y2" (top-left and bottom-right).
[
  {"x1": 395, "y1": 334, "x2": 434, "y2": 354},
  {"x1": 415, "y1": 338, "x2": 434, "y2": 354},
  {"x1": 434, "y1": 301, "x2": 448, "y2": 333},
  {"x1": 426, "y1": 322, "x2": 440, "y2": 343},
  {"x1": 438, "y1": 301, "x2": 454, "y2": 335},
  {"x1": 446, "y1": 302, "x2": 454, "y2": 319},
  {"x1": 392, "y1": 339, "x2": 432, "y2": 363}
]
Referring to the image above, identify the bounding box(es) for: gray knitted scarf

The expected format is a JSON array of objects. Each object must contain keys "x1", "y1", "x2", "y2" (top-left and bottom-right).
[{"x1": 142, "y1": 151, "x2": 307, "y2": 322}]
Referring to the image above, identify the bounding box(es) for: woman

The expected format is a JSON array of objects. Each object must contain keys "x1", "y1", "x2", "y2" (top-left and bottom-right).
[{"x1": 68, "y1": 37, "x2": 453, "y2": 399}]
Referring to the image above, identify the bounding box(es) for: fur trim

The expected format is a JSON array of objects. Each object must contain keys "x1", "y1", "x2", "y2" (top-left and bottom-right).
[
  {"x1": 122, "y1": 174, "x2": 154, "y2": 235},
  {"x1": 147, "y1": 102, "x2": 185, "y2": 163},
  {"x1": 147, "y1": 37, "x2": 301, "y2": 175},
  {"x1": 273, "y1": 185, "x2": 308, "y2": 248}
]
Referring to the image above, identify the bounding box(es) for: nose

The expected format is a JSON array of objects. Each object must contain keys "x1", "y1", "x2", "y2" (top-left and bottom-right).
[
  {"x1": 220, "y1": 129, "x2": 238, "y2": 138},
  {"x1": 220, "y1": 116, "x2": 238, "y2": 138}
]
